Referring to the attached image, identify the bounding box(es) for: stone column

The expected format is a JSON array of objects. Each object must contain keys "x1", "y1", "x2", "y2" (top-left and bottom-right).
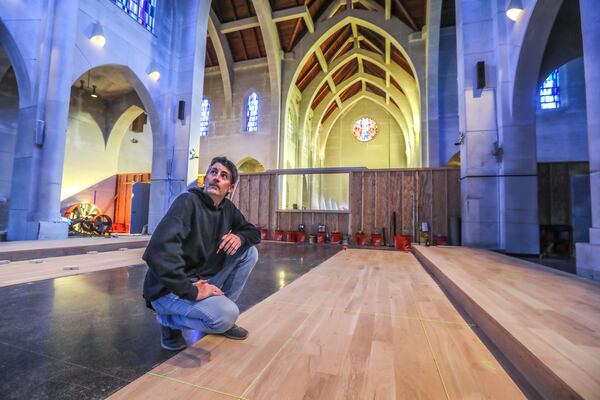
[
  {"x1": 456, "y1": 0, "x2": 501, "y2": 248},
  {"x1": 576, "y1": 0, "x2": 600, "y2": 279},
  {"x1": 147, "y1": 0, "x2": 210, "y2": 233},
  {"x1": 8, "y1": 0, "x2": 78, "y2": 240}
]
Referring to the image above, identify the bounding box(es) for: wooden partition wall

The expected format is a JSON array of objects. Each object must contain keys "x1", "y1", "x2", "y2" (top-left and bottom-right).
[
  {"x1": 231, "y1": 168, "x2": 460, "y2": 242},
  {"x1": 113, "y1": 173, "x2": 151, "y2": 232}
]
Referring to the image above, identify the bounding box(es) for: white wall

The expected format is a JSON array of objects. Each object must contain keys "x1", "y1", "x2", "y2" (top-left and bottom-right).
[{"x1": 117, "y1": 122, "x2": 152, "y2": 174}]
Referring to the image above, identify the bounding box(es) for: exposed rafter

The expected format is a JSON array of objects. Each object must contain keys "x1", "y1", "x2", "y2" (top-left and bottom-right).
[
  {"x1": 392, "y1": 0, "x2": 419, "y2": 31},
  {"x1": 220, "y1": 16, "x2": 260, "y2": 34},
  {"x1": 272, "y1": 5, "x2": 314, "y2": 33},
  {"x1": 208, "y1": 10, "x2": 234, "y2": 111}
]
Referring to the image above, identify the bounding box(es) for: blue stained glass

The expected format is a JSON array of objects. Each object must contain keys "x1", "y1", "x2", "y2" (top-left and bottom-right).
[
  {"x1": 246, "y1": 92, "x2": 259, "y2": 132},
  {"x1": 199, "y1": 99, "x2": 210, "y2": 137},
  {"x1": 539, "y1": 69, "x2": 560, "y2": 110},
  {"x1": 110, "y1": 0, "x2": 156, "y2": 33}
]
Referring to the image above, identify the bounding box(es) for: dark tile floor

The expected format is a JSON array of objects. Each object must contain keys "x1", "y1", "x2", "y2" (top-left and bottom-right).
[{"x1": 0, "y1": 242, "x2": 340, "y2": 400}]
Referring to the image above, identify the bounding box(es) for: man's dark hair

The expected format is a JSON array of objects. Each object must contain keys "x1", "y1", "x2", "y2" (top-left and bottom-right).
[{"x1": 208, "y1": 156, "x2": 238, "y2": 186}]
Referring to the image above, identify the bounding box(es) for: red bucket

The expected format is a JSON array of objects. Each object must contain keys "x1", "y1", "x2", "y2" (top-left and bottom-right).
[
  {"x1": 260, "y1": 229, "x2": 269, "y2": 240},
  {"x1": 331, "y1": 231, "x2": 341, "y2": 244},
  {"x1": 371, "y1": 233, "x2": 382, "y2": 246},
  {"x1": 394, "y1": 235, "x2": 411, "y2": 251},
  {"x1": 274, "y1": 230, "x2": 284, "y2": 241},
  {"x1": 355, "y1": 232, "x2": 366, "y2": 246},
  {"x1": 317, "y1": 232, "x2": 326, "y2": 244},
  {"x1": 296, "y1": 231, "x2": 306, "y2": 243},
  {"x1": 434, "y1": 235, "x2": 447, "y2": 246},
  {"x1": 285, "y1": 231, "x2": 296, "y2": 242}
]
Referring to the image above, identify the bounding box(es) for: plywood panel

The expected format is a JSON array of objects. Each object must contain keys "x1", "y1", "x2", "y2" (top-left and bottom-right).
[
  {"x1": 248, "y1": 175, "x2": 260, "y2": 225},
  {"x1": 431, "y1": 170, "x2": 448, "y2": 236},
  {"x1": 401, "y1": 172, "x2": 416, "y2": 237},
  {"x1": 363, "y1": 171, "x2": 375, "y2": 237},
  {"x1": 417, "y1": 170, "x2": 432, "y2": 234},
  {"x1": 350, "y1": 172, "x2": 364, "y2": 233}
]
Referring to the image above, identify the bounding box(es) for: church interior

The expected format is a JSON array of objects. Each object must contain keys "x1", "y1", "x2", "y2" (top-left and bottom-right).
[{"x1": 0, "y1": 0, "x2": 599, "y2": 398}]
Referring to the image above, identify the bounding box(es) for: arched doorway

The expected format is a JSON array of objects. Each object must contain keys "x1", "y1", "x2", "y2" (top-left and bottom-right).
[
  {"x1": 61, "y1": 65, "x2": 155, "y2": 235},
  {"x1": 238, "y1": 157, "x2": 265, "y2": 173}
]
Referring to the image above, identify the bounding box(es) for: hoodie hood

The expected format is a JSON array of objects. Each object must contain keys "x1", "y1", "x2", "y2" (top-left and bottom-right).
[{"x1": 189, "y1": 187, "x2": 227, "y2": 210}]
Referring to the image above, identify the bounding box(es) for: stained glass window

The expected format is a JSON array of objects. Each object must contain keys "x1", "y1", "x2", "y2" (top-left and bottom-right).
[
  {"x1": 540, "y1": 69, "x2": 560, "y2": 110},
  {"x1": 199, "y1": 99, "x2": 210, "y2": 136},
  {"x1": 111, "y1": 0, "x2": 157, "y2": 33},
  {"x1": 352, "y1": 117, "x2": 378, "y2": 142},
  {"x1": 246, "y1": 92, "x2": 259, "y2": 132}
]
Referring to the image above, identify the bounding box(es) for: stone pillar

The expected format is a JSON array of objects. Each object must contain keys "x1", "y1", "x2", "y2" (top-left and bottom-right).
[
  {"x1": 8, "y1": 0, "x2": 78, "y2": 240},
  {"x1": 147, "y1": 0, "x2": 210, "y2": 233},
  {"x1": 576, "y1": 0, "x2": 600, "y2": 280},
  {"x1": 456, "y1": 0, "x2": 501, "y2": 248}
]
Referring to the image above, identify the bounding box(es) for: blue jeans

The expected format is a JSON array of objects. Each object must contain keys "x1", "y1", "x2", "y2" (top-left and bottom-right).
[{"x1": 151, "y1": 246, "x2": 258, "y2": 333}]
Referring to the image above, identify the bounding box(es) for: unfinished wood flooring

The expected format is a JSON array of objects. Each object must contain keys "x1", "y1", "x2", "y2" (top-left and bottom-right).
[
  {"x1": 0, "y1": 248, "x2": 145, "y2": 287},
  {"x1": 0, "y1": 236, "x2": 149, "y2": 261},
  {"x1": 110, "y1": 249, "x2": 524, "y2": 400},
  {"x1": 414, "y1": 246, "x2": 600, "y2": 400}
]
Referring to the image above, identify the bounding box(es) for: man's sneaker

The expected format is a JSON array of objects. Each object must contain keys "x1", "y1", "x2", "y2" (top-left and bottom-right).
[
  {"x1": 160, "y1": 325, "x2": 187, "y2": 351},
  {"x1": 222, "y1": 324, "x2": 248, "y2": 340}
]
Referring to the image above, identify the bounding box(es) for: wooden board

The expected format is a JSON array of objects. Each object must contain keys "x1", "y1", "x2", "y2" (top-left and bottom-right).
[
  {"x1": 0, "y1": 236, "x2": 149, "y2": 262},
  {"x1": 0, "y1": 248, "x2": 145, "y2": 287},
  {"x1": 109, "y1": 249, "x2": 524, "y2": 400},
  {"x1": 414, "y1": 245, "x2": 600, "y2": 399}
]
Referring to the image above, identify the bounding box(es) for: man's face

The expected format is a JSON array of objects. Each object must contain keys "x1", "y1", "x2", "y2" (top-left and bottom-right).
[{"x1": 204, "y1": 162, "x2": 234, "y2": 202}]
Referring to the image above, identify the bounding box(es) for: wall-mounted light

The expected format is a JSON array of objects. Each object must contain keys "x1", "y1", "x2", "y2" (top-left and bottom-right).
[
  {"x1": 89, "y1": 22, "x2": 106, "y2": 47},
  {"x1": 506, "y1": 0, "x2": 524, "y2": 21},
  {"x1": 91, "y1": 85, "x2": 98, "y2": 98},
  {"x1": 146, "y1": 62, "x2": 161, "y2": 81}
]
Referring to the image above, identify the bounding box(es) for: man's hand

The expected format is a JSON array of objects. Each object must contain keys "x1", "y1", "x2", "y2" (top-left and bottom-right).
[
  {"x1": 194, "y1": 280, "x2": 223, "y2": 300},
  {"x1": 217, "y1": 232, "x2": 242, "y2": 255}
]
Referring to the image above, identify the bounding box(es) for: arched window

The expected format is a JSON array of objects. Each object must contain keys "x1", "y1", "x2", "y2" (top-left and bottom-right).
[
  {"x1": 352, "y1": 117, "x2": 378, "y2": 142},
  {"x1": 111, "y1": 0, "x2": 157, "y2": 33},
  {"x1": 245, "y1": 92, "x2": 259, "y2": 132},
  {"x1": 539, "y1": 69, "x2": 560, "y2": 110},
  {"x1": 199, "y1": 99, "x2": 210, "y2": 136}
]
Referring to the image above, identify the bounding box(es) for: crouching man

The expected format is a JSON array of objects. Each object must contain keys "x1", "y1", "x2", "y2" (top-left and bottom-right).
[{"x1": 143, "y1": 156, "x2": 260, "y2": 350}]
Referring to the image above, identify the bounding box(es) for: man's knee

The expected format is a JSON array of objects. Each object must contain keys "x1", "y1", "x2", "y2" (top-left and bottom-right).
[{"x1": 205, "y1": 297, "x2": 239, "y2": 332}]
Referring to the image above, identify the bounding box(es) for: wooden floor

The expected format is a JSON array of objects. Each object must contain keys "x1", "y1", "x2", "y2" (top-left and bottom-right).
[
  {"x1": 0, "y1": 236, "x2": 149, "y2": 262},
  {"x1": 109, "y1": 249, "x2": 524, "y2": 400},
  {"x1": 0, "y1": 248, "x2": 145, "y2": 287},
  {"x1": 414, "y1": 245, "x2": 600, "y2": 400}
]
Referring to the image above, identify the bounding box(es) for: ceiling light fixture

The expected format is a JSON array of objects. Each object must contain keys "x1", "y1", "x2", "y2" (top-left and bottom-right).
[
  {"x1": 506, "y1": 0, "x2": 524, "y2": 21},
  {"x1": 89, "y1": 22, "x2": 106, "y2": 47},
  {"x1": 146, "y1": 62, "x2": 161, "y2": 81}
]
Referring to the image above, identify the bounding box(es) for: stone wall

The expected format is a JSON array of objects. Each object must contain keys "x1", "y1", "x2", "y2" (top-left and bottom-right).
[
  {"x1": 536, "y1": 57, "x2": 588, "y2": 162},
  {"x1": 438, "y1": 26, "x2": 459, "y2": 166},
  {"x1": 199, "y1": 63, "x2": 276, "y2": 171}
]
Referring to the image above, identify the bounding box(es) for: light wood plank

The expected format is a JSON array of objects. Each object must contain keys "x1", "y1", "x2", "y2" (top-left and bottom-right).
[
  {"x1": 414, "y1": 245, "x2": 600, "y2": 399},
  {"x1": 111, "y1": 249, "x2": 524, "y2": 399}
]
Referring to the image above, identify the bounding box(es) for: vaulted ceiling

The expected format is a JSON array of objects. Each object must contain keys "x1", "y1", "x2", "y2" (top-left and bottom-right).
[{"x1": 206, "y1": 0, "x2": 427, "y2": 67}]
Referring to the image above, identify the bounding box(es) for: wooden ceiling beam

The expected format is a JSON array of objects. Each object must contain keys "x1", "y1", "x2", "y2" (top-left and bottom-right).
[
  {"x1": 392, "y1": 0, "x2": 419, "y2": 31},
  {"x1": 221, "y1": 17, "x2": 260, "y2": 34},
  {"x1": 385, "y1": 0, "x2": 391, "y2": 20},
  {"x1": 315, "y1": 47, "x2": 329, "y2": 73},
  {"x1": 272, "y1": 5, "x2": 314, "y2": 33},
  {"x1": 208, "y1": 10, "x2": 234, "y2": 110}
]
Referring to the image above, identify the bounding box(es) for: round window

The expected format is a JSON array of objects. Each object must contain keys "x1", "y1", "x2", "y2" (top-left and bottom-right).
[{"x1": 352, "y1": 117, "x2": 378, "y2": 142}]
